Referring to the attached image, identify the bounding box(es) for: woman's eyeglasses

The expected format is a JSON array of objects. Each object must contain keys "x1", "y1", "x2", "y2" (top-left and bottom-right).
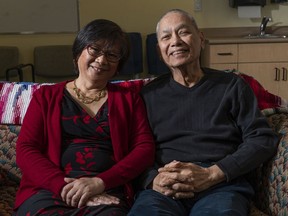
[{"x1": 87, "y1": 45, "x2": 122, "y2": 63}]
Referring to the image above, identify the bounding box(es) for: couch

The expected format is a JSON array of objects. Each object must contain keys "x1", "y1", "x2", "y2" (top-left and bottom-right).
[{"x1": 0, "y1": 74, "x2": 288, "y2": 216}]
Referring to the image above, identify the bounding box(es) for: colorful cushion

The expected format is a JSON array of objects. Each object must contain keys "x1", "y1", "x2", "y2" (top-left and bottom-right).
[{"x1": 0, "y1": 82, "x2": 49, "y2": 125}]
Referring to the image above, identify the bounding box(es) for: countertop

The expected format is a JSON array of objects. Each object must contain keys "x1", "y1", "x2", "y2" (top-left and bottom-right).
[
  {"x1": 201, "y1": 26, "x2": 288, "y2": 44},
  {"x1": 205, "y1": 36, "x2": 288, "y2": 44}
]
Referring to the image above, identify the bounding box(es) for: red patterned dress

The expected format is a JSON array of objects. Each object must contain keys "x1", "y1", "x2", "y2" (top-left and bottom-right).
[{"x1": 14, "y1": 89, "x2": 128, "y2": 216}]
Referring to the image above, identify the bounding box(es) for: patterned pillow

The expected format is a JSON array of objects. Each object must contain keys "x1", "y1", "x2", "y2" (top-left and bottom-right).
[{"x1": 0, "y1": 124, "x2": 22, "y2": 184}]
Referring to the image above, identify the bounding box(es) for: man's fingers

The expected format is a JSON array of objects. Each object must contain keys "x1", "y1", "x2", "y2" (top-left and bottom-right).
[
  {"x1": 171, "y1": 182, "x2": 194, "y2": 191},
  {"x1": 158, "y1": 167, "x2": 180, "y2": 173},
  {"x1": 154, "y1": 184, "x2": 174, "y2": 196},
  {"x1": 173, "y1": 191, "x2": 195, "y2": 199}
]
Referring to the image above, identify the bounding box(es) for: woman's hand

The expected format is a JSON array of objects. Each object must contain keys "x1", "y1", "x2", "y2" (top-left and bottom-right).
[
  {"x1": 86, "y1": 193, "x2": 120, "y2": 206},
  {"x1": 61, "y1": 177, "x2": 105, "y2": 208}
]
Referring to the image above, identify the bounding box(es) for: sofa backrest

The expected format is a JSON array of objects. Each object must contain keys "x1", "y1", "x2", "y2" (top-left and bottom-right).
[
  {"x1": 0, "y1": 82, "x2": 51, "y2": 125},
  {"x1": 1, "y1": 71, "x2": 287, "y2": 126}
]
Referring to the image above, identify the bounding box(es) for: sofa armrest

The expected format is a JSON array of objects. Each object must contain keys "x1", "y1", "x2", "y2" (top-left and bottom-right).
[
  {"x1": 0, "y1": 168, "x2": 18, "y2": 215},
  {"x1": 253, "y1": 113, "x2": 288, "y2": 215},
  {"x1": 250, "y1": 203, "x2": 268, "y2": 216},
  {"x1": 0, "y1": 124, "x2": 22, "y2": 184},
  {"x1": 0, "y1": 168, "x2": 7, "y2": 186}
]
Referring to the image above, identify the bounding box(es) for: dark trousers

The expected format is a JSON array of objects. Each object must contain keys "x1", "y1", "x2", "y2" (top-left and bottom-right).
[{"x1": 129, "y1": 177, "x2": 254, "y2": 216}]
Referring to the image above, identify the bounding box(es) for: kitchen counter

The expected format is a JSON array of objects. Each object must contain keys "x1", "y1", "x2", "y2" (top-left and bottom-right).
[
  {"x1": 205, "y1": 36, "x2": 288, "y2": 44},
  {"x1": 201, "y1": 26, "x2": 288, "y2": 44}
]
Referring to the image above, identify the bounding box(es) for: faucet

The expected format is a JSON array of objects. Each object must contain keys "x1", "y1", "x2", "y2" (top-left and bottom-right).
[{"x1": 260, "y1": 16, "x2": 272, "y2": 36}]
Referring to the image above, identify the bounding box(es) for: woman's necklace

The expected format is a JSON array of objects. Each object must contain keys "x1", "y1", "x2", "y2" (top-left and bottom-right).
[{"x1": 73, "y1": 79, "x2": 107, "y2": 104}]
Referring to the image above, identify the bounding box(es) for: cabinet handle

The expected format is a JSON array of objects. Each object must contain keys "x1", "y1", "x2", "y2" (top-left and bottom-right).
[
  {"x1": 282, "y1": 67, "x2": 288, "y2": 81},
  {"x1": 275, "y1": 67, "x2": 280, "y2": 81},
  {"x1": 217, "y1": 52, "x2": 233, "y2": 56}
]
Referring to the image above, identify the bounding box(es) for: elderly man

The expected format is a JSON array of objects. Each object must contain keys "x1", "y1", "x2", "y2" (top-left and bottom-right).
[{"x1": 129, "y1": 9, "x2": 278, "y2": 216}]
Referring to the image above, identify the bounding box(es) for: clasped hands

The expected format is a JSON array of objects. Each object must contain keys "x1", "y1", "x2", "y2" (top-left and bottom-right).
[
  {"x1": 61, "y1": 177, "x2": 119, "y2": 208},
  {"x1": 152, "y1": 160, "x2": 225, "y2": 199}
]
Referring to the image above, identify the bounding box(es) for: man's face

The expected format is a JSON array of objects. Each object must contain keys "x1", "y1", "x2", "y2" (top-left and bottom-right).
[{"x1": 157, "y1": 12, "x2": 204, "y2": 68}]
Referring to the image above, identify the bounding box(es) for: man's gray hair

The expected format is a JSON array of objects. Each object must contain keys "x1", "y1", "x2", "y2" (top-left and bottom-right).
[{"x1": 156, "y1": 9, "x2": 199, "y2": 36}]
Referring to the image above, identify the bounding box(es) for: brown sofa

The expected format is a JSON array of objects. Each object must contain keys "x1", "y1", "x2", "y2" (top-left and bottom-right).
[{"x1": 0, "y1": 80, "x2": 287, "y2": 216}]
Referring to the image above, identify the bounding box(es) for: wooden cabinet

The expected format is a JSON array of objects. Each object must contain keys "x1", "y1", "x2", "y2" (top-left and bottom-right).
[
  {"x1": 202, "y1": 42, "x2": 288, "y2": 99},
  {"x1": 238, "y1": 63, "x2": 284, "y2": 97},
  {"x1": 201, "y1": 44, "x2": 238, "y2": 71},
  {"x1": 238, "y1": 43, "x2": 288, "y2": 99}
]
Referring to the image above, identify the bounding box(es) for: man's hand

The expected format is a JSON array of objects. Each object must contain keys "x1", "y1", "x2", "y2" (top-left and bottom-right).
[
  {"x1": 152, "y1": 161, "x2": 226, "y2": 199},
  {"x1": 61, "y1": 177, "x2": 105, "y2": 208},
  {"x1": 152, "y1": 170, "x2": 182, "y2": 196}
]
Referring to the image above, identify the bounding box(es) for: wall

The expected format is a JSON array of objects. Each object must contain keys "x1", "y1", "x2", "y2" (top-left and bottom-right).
[
  {"x1": 0, "y1": 0, "x2": 79, "y2": 34},
  {"x1": 1, "y1": 0, "x2": 288, "y2": 81},
  {"x1": 79, "y1": 0, "x2": 288, "y2": 31}
]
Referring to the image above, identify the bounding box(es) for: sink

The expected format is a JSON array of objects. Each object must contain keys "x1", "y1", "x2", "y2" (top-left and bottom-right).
[{"x1": 244, "y1": 34, "x2": 287, "y2": 39}]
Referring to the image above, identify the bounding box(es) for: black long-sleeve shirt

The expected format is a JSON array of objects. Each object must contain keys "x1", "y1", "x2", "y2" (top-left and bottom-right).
[{"x1": 140, "y1": 68, "x2": 279, "y2": 188}]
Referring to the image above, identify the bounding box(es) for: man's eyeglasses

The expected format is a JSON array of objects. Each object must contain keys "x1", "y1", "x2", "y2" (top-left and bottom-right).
[{"x1": 87, "y1": 45, "x2": 122, "y2": 63}]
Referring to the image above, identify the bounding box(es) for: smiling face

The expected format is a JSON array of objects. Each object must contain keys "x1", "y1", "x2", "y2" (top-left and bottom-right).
[
  {"x1": 72, "y1": 19, "x2": 130, "y2": 84},
  {"x1": 77, "y1": 41, "x2": 121, "y2": 82},
  {"x1": 156, "y1": 11, "x2": 205, "y2": 69}
]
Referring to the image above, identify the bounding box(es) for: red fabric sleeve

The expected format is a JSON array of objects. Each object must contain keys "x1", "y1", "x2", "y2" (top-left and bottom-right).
[{"x1": 238, "y1": 73, "x2": 282, "y2": 110}]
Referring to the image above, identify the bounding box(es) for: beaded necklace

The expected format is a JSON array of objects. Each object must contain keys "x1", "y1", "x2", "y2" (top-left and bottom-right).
[{"x1": 73, "y1": 79, "x2": 106, "y2": 104}]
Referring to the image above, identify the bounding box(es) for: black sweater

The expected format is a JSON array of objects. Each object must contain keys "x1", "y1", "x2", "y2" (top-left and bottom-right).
[{"x1": 140, "y1": 68, "x2": 278, "y2": 187}]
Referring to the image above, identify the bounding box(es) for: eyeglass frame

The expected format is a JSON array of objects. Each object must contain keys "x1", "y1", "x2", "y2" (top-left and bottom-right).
[{"x1": 86, "y1": 45, "x2": 122, "y2": 63}]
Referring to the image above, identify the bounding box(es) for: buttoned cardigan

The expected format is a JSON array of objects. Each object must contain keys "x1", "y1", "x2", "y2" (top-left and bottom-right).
[{"x1": 14, "y1": 81, "x2": 155, "y2": 209}]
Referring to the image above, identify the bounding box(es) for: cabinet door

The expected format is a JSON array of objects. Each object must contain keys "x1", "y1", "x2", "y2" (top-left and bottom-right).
[
  {"x1": 201, "y1": 44, "x2": 238, "y2": 70},
  {"x1": 210, "y1": 63, "x2": 238, "y2": 71},
  {"x1": 210, "y1": 44, "x2": 238, "y2": 64},
  {"x1": 238, "y1": 63, "x2": 288, "y2": 99},
  {"x1": 238, "y1": 43, "x2": 288, "y2": 63},
  {"x1": 278, "y1": 66, "x2": 288, "y2": 100}
]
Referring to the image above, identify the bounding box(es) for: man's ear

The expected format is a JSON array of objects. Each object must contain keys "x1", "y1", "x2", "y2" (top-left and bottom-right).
[
  {"x1": 156, "y1": 44, "x2": 163, "y2": 61},
  {"x1": 200, "y1": 31, "x2": 205, "y2": 50}
]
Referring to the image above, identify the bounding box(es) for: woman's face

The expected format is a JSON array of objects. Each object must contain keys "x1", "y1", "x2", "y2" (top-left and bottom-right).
[{"x1": 77, "y1": 41, "x2": 121, "y2": 82}]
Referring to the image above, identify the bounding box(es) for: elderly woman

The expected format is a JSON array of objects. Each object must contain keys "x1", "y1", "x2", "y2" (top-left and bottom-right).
[{"x1": 13, "y1": 19, "x2": 155, "y2": 216}]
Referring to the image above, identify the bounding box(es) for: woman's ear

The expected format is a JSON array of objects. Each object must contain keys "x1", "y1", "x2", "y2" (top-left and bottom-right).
[{"x1": 73, "y1": 59, "x2": 79, "y2": 74}]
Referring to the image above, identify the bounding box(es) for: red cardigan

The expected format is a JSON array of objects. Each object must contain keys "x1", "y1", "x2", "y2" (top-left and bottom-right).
[{"x1": 14, "y1": 81, "x2": 155, "y2": 209}]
